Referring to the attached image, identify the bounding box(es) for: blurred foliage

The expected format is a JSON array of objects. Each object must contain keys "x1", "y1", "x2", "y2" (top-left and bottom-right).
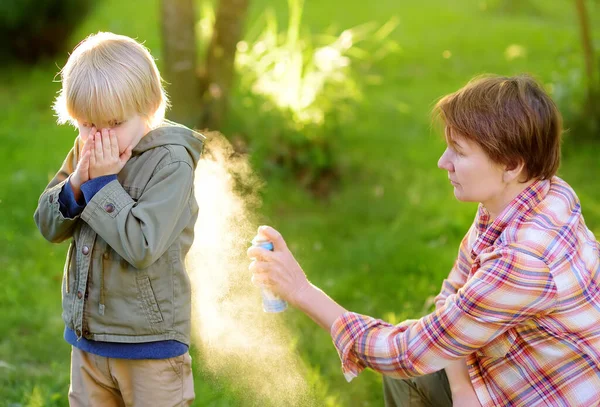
[
  {"x1": 546, "y1": 49, "x2": 598, "y2": 141},
  {"x1": 484, "y1": 0, "x2": 599, "y2": 140},
  {"x1": 482, "y1": 0, "x2": 542, "y2": 16},
  {"x1": 200, "y1": 0, "x2": 399, "y2": 195},
  {"x1": 0, "y1": 0, "x2": 94, "y2": 63}
]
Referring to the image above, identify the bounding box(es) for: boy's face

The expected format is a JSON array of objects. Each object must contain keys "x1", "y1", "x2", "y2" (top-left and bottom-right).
[{"x1": 77, "y1": 114, "x2": 151, "y2": 154}]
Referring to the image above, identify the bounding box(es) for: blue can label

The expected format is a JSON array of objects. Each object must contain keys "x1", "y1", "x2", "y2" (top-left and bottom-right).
[{"x1": 252, "y1": 239, "x2": 287, "y2": 313}]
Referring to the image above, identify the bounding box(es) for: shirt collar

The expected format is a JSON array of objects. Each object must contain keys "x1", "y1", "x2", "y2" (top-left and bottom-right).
[{"x1": 471, "y1": 178, "x2": 551, "y2": 259}]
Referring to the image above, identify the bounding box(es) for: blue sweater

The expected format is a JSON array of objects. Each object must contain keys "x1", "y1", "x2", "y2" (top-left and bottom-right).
[{"x1": 59, "y1": 175, "x2": 187, "y2": 359}]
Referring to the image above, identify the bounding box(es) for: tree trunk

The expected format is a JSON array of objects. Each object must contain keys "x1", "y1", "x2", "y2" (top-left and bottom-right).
[
  {"x1": 574, "y1": 0, "x2": 599, "y2": 134},
  {"x1": 160, "y1": 0, "x2": 202, "y2": 127},
  {"x1": 574, "y1": 0, "x2": 597, "y2": 97},
  {"x1": 201, "y1": 0, "x2": 250, "y2": 130}
]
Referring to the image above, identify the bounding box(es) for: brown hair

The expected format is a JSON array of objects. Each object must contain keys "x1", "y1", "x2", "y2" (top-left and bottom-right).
[{"x1": 434, "y1": 74, "x2": 562, "y2": 181}]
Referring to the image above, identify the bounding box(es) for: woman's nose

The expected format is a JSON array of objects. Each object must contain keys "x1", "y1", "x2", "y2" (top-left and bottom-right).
[{"x1": 438, "y1": 149, "x2": 453, "y2": 171}]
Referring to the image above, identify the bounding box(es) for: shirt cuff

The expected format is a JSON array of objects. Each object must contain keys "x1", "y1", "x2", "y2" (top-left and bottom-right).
[
  {"x1": 58, "y1": 177, "x2": 85, "y2": 218},
  {"x1": 81, "y1": 175, "x2": 118, "y2": 204},
  {"x1": 330, "y1": 312, "x2": 374, "y2": 382}
]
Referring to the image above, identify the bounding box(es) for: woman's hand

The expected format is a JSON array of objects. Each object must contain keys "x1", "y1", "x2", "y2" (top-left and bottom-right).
[
  {"x1": 248, "y1": 225, "x2": 348, "y2": 331},
  {"x1": 247, "y1": 226, "x2": 312, "y2": 306},
  {"x1": 89, "y1": 128, "x2": 132, "y2": 179}
]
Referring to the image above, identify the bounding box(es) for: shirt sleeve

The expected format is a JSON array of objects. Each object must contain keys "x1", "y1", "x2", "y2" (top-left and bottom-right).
[
  {"x1": 331, "y1": 248, "x2": 557, "y2": 381},
  {"x1": 80, "y1": 175, "x2": 118, "y2": 204},
  {"x1": 58, "y1": 175, "x2": 118, "y2": 219},
  {"x1": 434, "y1": 223, "x2": 477, "y2": 309},
  {"x1": 58, "y1": 176, "x2": 86, "y2": 218}
]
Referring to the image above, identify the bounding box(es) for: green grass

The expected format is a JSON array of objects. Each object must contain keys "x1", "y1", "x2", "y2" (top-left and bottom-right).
[{"x1": 1, "y1": 0, "x2": 599, "y2": 406}]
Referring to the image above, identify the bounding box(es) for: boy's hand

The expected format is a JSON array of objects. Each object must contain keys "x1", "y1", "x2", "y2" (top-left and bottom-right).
[
  {"x1": 69, "y1": 127, "x2": 95, "y2": 202},
  {"x1": 89, "y1": 128, "x2": 133, "y2": 179}
]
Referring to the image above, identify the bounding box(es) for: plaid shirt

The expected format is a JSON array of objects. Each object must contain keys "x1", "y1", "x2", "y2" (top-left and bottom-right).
[{"x1": 331, "y1": 177, "x2": 600, "y2": 406}]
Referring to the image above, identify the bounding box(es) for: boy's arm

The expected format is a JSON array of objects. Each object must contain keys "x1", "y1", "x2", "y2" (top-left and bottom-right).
[
  {"x1": 58, "y1": 178, "x2": 85, "y2": 218},
  {"x1": 34, "y1": 139, "x2": 81, "y2": 243},
  {"x1": 81, "y1": 159, "x2": 195, "y2": 269}
]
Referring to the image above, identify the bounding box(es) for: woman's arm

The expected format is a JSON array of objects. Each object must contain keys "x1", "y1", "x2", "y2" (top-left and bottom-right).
[
  {"x1": 294, "y1": 284, "x2": 348, "y2": 331},
  {"x1": 249, "y1": 226, "x2": 556, "y2": 383}
]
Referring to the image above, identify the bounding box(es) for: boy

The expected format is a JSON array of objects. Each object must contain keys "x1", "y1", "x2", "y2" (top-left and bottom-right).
[{"x1": 34, "y1": 32, "x2": 204, "y2": 406}]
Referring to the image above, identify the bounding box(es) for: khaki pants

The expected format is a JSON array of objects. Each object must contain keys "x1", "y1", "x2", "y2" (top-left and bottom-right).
[
  {"x1": 383, "y1": 370, "x2": 453, "y2": 407},
  {"x1": 69, "y1": 347, "x2": 195, "y2": 407}
]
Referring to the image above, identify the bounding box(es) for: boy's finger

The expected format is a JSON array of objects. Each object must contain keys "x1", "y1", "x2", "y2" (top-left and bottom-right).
[
  {"x1": 78, "y1": 131, "x2": 93, "y2": 158},
  {"x1": 94, "y1": 132, "x2": 104, "y2": 160},
  {"x1": 90, "y1": 135, "x2": 97, "y2": 166},
  {"x1": 80, "y1": 151, "x2": 90, "y2": 170},
  {"x1": 102, "y1": 129, "x2": 111, "y2": 156},
  {"x1": 84, "y1": 134, "x2": 94, "y2": 152},
  {"x1": 109, "y1": 130, "x2": 119, "y2": 157},
  {"x1": 82, "y1": 126, "x2": 96, "y2": 143}
]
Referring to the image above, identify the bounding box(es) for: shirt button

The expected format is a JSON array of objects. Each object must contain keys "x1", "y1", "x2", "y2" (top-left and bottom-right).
[
  {"x1": 82, "y1": 246, "x2": 89, "y2": 255},
  {"x1": 76, "y1": 329, "x2": 81, "y2": 336},
  {"x1": 83, "y1": 329, "x2": 90, "y2": 336},
  {"x1": 103, "y1": 252, "x2": 109, "y2": 259},
  {"x1": 77, "y1": 291, "x2": 83, "y2": 299},
  {"x1": 49, "y1": 195, "x2": 54, "y2": 203},
  {"x1": 104, "y1": 203, "x2": 115, "y2": 213}
]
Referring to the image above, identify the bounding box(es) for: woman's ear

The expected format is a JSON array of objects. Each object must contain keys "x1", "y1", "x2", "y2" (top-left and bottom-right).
[{"x1": 503, "y1": 160, "x2": 526, "y2": 183}]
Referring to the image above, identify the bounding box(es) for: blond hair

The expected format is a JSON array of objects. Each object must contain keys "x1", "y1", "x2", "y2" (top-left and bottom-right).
[
  {"x1": 434, "y1": 74, "x2": 562, "y2": 181},
  {"x1": 53, "y1": 32, "x2": 169, "y2": 128}
]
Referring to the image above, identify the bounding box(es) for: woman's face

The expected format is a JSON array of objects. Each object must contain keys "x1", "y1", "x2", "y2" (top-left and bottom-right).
[{"x1": 437, "y1": 131, "x2": 506, "y2": 206}]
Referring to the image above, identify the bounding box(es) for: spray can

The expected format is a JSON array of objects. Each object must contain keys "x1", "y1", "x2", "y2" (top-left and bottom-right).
[{"x1": 252, "y1": 238, "x2": 288, "y2": 313}]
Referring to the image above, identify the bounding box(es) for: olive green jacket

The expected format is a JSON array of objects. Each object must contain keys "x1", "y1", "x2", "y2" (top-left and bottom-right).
[{"x1": 34, "y1": 122, "x2": 204, "y2": 345}]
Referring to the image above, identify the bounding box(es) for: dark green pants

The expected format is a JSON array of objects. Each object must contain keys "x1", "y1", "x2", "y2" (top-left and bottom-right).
[{"x1": 383, "y1": 370, "x2": 453, "y2": 407}]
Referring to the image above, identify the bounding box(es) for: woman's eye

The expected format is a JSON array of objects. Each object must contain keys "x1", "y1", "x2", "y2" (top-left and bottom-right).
[{"x1": 450, "y1": 146, "x2": 464, "y2": 157}]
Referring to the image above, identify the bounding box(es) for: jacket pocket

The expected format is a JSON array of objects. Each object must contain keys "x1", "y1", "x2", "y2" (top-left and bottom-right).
[{"x1": 136, "y1": 276, "x2": 164, "y2": 324}]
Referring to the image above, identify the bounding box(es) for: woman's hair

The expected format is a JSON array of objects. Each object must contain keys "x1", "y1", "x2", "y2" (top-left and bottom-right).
[
  {"x1": 434, "y1": 74, "x2": 562, "y2": 181},
  {"x1": 53, "y1": 31, "x2": 169, "y2": 128}
]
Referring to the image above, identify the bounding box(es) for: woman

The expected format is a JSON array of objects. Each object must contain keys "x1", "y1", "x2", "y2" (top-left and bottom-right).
[{"x1": 248, "y1": 75, "x2": 600, "y2": 407}]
